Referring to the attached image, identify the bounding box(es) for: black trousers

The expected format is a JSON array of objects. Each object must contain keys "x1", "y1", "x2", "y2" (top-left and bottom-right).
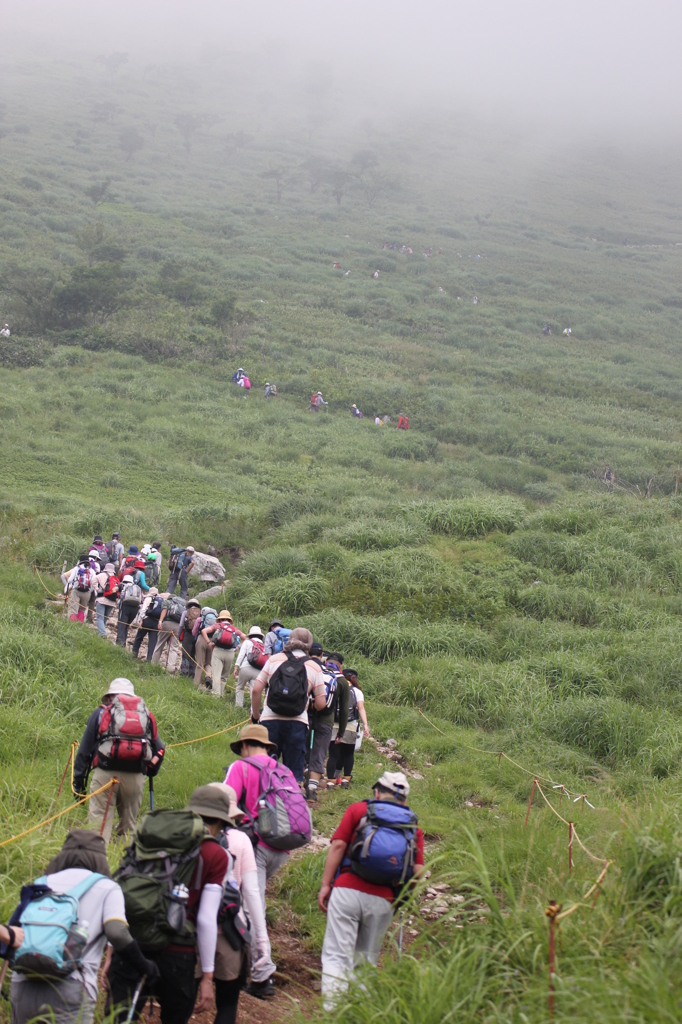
[
  {"x1": 326, "y1": 741, "x2": 356, "y2": 778},
  {"x1": 107, "y1": 949, "x2": 198, "y2": 1024},
  {"x1": 132, "y1": 617, "x2": 160, "y2": 659},
  {"x1": 116, "y1": 603, "x2": 138, "y2": 647},
  {"x1": 214, "y1": 978, "x2": 241, "y2": 1024}
]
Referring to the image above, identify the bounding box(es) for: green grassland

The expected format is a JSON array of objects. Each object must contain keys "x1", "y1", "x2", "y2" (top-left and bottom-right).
[{"x1": 2, "y1": 51, "x2": 682, "y2": 1022}]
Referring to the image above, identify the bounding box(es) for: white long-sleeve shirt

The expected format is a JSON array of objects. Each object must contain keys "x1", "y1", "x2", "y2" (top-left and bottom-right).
[{"x1": 234, "y1": 638, "x2": 255, "y2": 669}]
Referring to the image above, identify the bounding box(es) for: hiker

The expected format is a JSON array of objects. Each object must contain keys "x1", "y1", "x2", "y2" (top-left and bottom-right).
[
  {"x1": 116, "y1": 574, "x2": 142, "y2": 647},
  {"x1": 310, "y1": 391, "x2": 327, "y2": 411},
  {"x1": 224, "y1": 724, "x2": 311, "y2": 999},
  {"x1": 131, "y1": 588, "x2": 162, "y2": 660},
  {"x1": 106, "y1": 532, "x2": 124, "y2": 571},
  {"x1": 0, "y1": 324, "x2": 10, "y2": 337},
  {"x1": 397, "y1": 414, "x2": 409, "y2": 430},
  {"x1": 604, "y1": 465, "x2": 614, "y2": 487},
  {"x1": 66, "y1": 554, "x2": 98, "y2": 623},
  {"x1": 308, "y1": 641, "x2": 325, "y2": 666},
  {"x1": 151, "y1": 593, "x2": 186, "y2": 672},
  {"x1": 542, "y1": 323, "x2": 551, "y2": 335},
  {"x1": 201, "y1": 610, "x2": 246, "y2": 697},
  {"x1": 92, "y1": 534, "x2": 108, "y2": 566},
  {"x1": 73, "y1": 678, "x2": 165, "y2": 843},
  {"x1": 351, "y1": 404, "x2": 363, "y2": 418},
  {"x1": 150, "y1": 542, "x2": 162, "y2": 583},
  {"x1": 263, "y1": 619, "x2": 286, "y2": 656},
  {"x1": 232, "y1": 367, "x2": 245, "y2": 384},
  {"x1": 119, "y1": 545, "x2": 141, "y2": 578},
  {"x1": 563, "y1": 327, "x2": 572, "y2": 336},
  {"x1": 131, "y1": 558, "x2": 151, "y2": 593},
  {"x1": 251, "y1": 627, "x2": 327, "y2": 782},
  {"x1": 307, "y1": 652, "x2": 350, "y2": 803},
  {"x1": 374, "y1": 415, "x2": 382, "y2": 426},
  {"x1": 9, "y1": 829, "x2": 158, "y2": 1024},
  {"x1": 167, "y1": 544, "x2": 194, "y2": 598},
  {"x1": 239, "y1": 374, "x2": 251, "y2": 390},
  {"x1": 232, "y1": 625, "x2": 267, "y2": 707},
  {"x1": 326, "y1": 669, "x2": 370, "y2": 788},
  {"x1": 180, "y1": 597, "x2": 201, "y2": 677},
  {"x1": 193, "y1": 606, "x2": 218, "y2": 690},
  {"x1": 473, "y1": 295, "x2": 478, "y2": 305},
  {"x1": 318, "y1": 771, "x2": 425, "y2": 1009},
  {"x1": 95, "y1": 562, "x2": 119, "y2": 638},
  {"x1": 264, "y1": 382, "x2": 277, "y2": 398},
  {"x1": 107, "y1": 785, "x2": 254, "y2": 1024}
]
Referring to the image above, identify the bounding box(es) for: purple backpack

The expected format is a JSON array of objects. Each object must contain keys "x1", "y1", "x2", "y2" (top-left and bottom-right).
[{"x1": 241, "y1": 757, "x2": 312, "y2": 851}]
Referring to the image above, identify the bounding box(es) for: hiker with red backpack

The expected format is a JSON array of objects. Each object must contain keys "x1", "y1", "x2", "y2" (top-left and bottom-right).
[
  {"x1": 65, "y1": 554, "x2": 98, "y2": 624},
  {"x1": 202, "y1": 611, "x2": 246, "y2": 697},
  {"x1": 223, "y1": 723, "x2": 312, "y2": 1000},
  {"x1": 95, "y1": 562, "x2": 119, "y2": 638},
  {"x1": 73, "y1": 678, "x2": 165, "y2": 843},
  {"x1": 232, "y1": 625, "x2": 267, "y2": 708},
  {"x1": 318, "y1": 771, "x2": 425, "y2": 1009},
  {"x1": 250, "y1": 627, "x2": 327, "y2": 783}
]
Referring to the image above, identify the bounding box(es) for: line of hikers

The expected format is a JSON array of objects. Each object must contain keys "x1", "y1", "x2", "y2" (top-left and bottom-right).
[{"x1": 0, "y1": 630, "x2": 423, "y2": 1022}]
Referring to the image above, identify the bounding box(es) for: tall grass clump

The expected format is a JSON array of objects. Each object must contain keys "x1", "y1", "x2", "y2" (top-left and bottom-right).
[
  {"x1": 305, "y1": 610, "x2": 493, "y2": 661},
  {"x1": 417, "y1": 497, "x2": 526, "y2": 538}
]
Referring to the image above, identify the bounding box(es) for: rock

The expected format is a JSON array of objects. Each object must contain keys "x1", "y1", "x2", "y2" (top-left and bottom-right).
[
  {"x1": 385, "y1": 738, "x2": 398, "y2": 749},
  {"x1": 194, "y1": 584, "x2": 225, "y2": 602},
  {"x1": 207, "y1": 545, "x2": 218, "y2": 557},
  {"x1": 188, "y1": 551, "x2": 226, "y2": 583}
]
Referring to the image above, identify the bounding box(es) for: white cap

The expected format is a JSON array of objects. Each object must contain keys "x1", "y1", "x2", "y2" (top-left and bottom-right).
[
  {"x1": 374, "y1": 771, "x2": 410, "y2": 798},
  {"x1": 103, "y1": 677, "x2": 135, "y2": 698},
  {"x1": 122, "y1": 574, "x2": 134, "y2": 583}
]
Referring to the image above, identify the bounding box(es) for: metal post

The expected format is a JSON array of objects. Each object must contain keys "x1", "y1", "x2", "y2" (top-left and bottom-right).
[
  {"x1": 568, "y1": 823, "x2": 573, "y2": 876},
  {"x1": 524, "y1": 777, "x2": 537, "y2": 827}
]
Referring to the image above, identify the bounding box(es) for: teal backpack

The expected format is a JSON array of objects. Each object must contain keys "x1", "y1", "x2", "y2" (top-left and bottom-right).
[{"x1": 13, "y1": 873, "x2": 106, "y2": 978}]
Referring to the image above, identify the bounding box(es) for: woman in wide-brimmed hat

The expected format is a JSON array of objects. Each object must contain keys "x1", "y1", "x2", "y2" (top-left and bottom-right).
[{"x1": 232, "y1": 625, "x2": 266, "y2": 708}]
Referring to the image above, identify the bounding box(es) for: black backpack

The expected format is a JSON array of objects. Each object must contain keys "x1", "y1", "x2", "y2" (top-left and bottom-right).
[{"x1": 266, "y1": 652, "x2": 310, "y2": 717}]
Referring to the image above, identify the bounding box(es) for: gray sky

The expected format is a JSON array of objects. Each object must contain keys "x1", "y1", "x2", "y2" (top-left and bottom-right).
[{"x1": 7, "y1": 0, "x2": 682, "y2": 133}]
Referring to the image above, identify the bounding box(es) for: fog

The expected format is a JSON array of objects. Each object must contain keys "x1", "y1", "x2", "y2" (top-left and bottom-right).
[{"x1": 4, "y1": 0, "x2": 682, "y2": 139}]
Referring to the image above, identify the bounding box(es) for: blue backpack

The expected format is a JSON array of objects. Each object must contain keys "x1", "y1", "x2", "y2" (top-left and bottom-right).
[
  {"x1": 12, "y1": 872, "x2": 106, "y2": 978},
  {"x1": 347, "y1": 800, "x2": 418, "y2": 887},
  {"x1": 272, "y1": 627, "x2": 292, "y2": 654}
]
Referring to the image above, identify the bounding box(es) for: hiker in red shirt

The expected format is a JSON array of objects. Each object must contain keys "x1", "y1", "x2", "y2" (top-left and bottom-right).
[
  {"x1": 397, "y1": 414, "x2": 409, "y2": 430},
  {"x1": 317, "y1": 771, "x2": 425, "y2": 1009}
]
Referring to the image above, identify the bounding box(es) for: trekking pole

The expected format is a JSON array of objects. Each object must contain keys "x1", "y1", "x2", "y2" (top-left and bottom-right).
[
  {"x1": 149, "y1": 775, "x2": 154, "y2": 811},
  {"x1": 398, "y1": 910, "x2": 404, "y2": 954},
  {"x1": 126, "y1": 974, "x2": 146, "y2": 1024}
]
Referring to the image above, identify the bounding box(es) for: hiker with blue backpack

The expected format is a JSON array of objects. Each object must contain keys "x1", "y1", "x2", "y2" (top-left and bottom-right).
[
  {"x1": 317, "y1": 771, "x2": 425, "y2": 1010},
  {"x1": 5, "y1": 829, "x2": 159, "y2": 1024},
  {"x1": 167, "y1": 544, "x2": 195, "y2": 599},
  {"x1": 306, "y1": 652, "x2": 350, "y2": 803},
  {"x1": 73, "y1": 678, "x2": 165, "y2": 843},
  {"x1": 263, "y1": 619, "x2": 291, "y2": 656},
  {"x1": 250, "y1": 627, "x2": 328, "y2": 783},
  {"x1": 223, "y1": 723, "x2": 312, "y2": 1000}
]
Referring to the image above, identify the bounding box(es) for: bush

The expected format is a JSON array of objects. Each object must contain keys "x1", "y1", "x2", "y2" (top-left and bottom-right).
[{"x1": 416, "y1": 498, "x2": 526, "y2": 538}]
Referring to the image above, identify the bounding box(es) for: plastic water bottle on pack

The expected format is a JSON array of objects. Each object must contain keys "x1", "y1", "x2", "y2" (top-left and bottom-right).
[
  {"x1": 64, "y1": 920, "x2": 89, "y2": 965},
  {"x1": 167, "y1": 883, "x2": 189, "y2": 932}
]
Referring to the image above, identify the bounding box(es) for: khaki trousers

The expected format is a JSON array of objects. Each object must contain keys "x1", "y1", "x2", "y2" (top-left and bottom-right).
[
  {"x1": 235, "y1": 662, "x2": 260, "y2": 707},
  {"x1": 210, "y1": 647, "x2": 235, "y2": 697},
  {"x1": 151, "y1": 621, "x2": 181, "y2": 673},
  {"x1": 88, "y1": 768, "x2": 145, "y2": 844},
  {"x1": 193, "y1": 635, "x2": 213, "y2": 688}
]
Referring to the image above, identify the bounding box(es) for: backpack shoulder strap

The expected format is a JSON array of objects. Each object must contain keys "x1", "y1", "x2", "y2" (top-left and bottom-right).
[{"x1": 64, "y1": 872, "x2": 107, "y2": 902}]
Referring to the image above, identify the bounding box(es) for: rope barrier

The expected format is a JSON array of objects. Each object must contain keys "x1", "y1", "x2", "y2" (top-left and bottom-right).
[
  {"x1": 0, "y1": 780, "x2": 117, "y2": 850},
  {"x1": 167, "y1": 718, "x2": 249, "y2": 749}
]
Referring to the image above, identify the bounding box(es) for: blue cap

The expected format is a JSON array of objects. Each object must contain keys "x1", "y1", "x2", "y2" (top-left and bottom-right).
[{"x1": 128, "y1": 545, "x2": 139, "y2": 554}]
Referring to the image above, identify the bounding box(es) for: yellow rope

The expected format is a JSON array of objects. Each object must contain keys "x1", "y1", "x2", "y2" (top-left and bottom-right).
[
  {"x1": 167, "y1": 718, "x2": 249, "y2": 749},
  {"x1": 0, "y1": 779, "x2": 116, "y2": 850},
  {"x1": 555, "y1": 861, "x2": 611, "y2": 921}
]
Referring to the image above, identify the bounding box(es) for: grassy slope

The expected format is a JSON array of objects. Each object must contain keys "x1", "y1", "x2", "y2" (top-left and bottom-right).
[{"x1": 1, "y1": 53, "x2": 682, "y2": 1021}]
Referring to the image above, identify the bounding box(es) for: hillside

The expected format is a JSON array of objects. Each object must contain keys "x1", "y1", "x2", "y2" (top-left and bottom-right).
[{"x1": 1, "y1": 51, "x2": 682, "y2": 1022}]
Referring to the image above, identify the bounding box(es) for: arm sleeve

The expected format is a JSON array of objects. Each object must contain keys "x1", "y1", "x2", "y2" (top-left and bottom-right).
[
  {"x1": 234, "y1": 641, "x2": 249, "y2": 669},
  {"x1": 241, "y1": 870, "x2": 270, "y2": 953},
  {"x1": 196, "y1": 884, "x2": 222, "y2": 973},
  {"x1": 263, "y1": 632, "x2": 275, "y2": 655},
  {"x1": 73, "y1": 709, "x2": 101, "y2": 779},
  {"x1": 139, "y1": 574, "x2": 149, "y2": 592},
  {"x1": 103, "y1": 919, "x2": 133, "y2": 951}
]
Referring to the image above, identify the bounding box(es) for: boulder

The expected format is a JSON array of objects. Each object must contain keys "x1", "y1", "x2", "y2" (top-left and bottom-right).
[
  {"x1": 194, "y1": 584, "x2": 225, "y2": 602},
  {"x1": 188, "y1": 551, "x2": 226, "y2": 583}
]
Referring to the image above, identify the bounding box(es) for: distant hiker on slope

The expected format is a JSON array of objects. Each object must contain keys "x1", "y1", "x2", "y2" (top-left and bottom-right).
[
  {"x1": 232, "y1": 624, "x2": 267, "y2": 708},
  {"x1": 317, "y1": 771, "x2": 425, "y2": 1010},
  {"x1": 326, "y1": 668, "x2": 371, "y2": 788},
  {"x1": 167, "y1": 544, "x2": 194, "y2": 599},
  {"x1": 65, "y1": 554, "x2": 98, "y2": 624},
  {"x1": 73, "y1": 677, "x2": 165, "y2": 843}
]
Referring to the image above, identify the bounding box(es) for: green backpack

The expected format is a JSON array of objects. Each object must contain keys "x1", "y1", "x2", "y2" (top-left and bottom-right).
[{"x1": 115, "y1": 809, "x2": 208, "y2": 951}]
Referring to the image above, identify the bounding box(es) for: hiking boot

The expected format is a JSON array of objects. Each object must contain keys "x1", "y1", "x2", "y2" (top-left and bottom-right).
[
  {"x1": 306, "y1": 786, "x2": 318, "y2": 803},
  {"x1": 341, "y1": 778, "x2": 351, "y2": 789},
  {"x1": 246, "y1": 977, "x2": 275, "y2": 1000}
]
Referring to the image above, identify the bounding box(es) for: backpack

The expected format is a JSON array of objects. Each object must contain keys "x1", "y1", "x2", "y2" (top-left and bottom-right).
[
  {"x1": 321, "y1": 669, "x2": 343, "y2": 712},
  {"x1": 216, "y1": 841, "x2": 251, "y2": 951},
  {"x1": 105, "y1": 539, "x2": 118, "y2": 564},
  {"x1": 75, "y1": 566, "x2": 91, "y2": 592},
  {"x1": 242, "y1": 376, "x2": 251, "y2": 389},
  {"x1": 95, "y1": 693, "x2": 155, "y2": 768},
  {"x1": 146, "y1": 596, "x2": 164, "y2": 620},
  {"x1": 13, "y1": 872, "x2": 106, "y2": 978},
  {"x1": 120, "y1": 582, "x2": 142, "y2": 608},
  {"x1": 168, "y1": 548, "x2": 184, "y2": 573},
  {"x1": 347, "y1": 800, "x2": 418, "y2": 887},
  {"x1": 194, "y1": 607, "x2": 217, "y2": 637},
  {"x1": 121, "y1": 555, "x2": 138, "y2": 575},
  {"x1": 246, "y1": 638, "x2": 268, "y2": 669},
  {"x1": 165, "y1": 595, "x2": 186, "y2": 622},
  {"x1": 338, "y1": 686, "x2": 358, "y2": 723},
  {"x1": 115, "y1": 809, "x2": 208, "y2": 951},
  {"x1": 213, "y1": 623, "x2": 238, "y2": 649},
  {"x1": 272, "y1": 627, "x2": 292, "y2": 654},
  {"x1": 239, "y1": 757, "x2": 312, "y2": 851},
  {"x1": 144, "y1": 558, "x2": 157, "y2": 584},
  {"x1": 266, "y1": 652, "x2": 310, "y2": 717},
  {"x1": 101, "y1": 575, "x2": 120, "y2": 601}
]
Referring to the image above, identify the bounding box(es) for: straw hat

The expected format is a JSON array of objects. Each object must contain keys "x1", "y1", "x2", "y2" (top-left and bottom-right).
[
  {"x1": 218, "y1": 610, "x2": 233, "y2": 622},
  {"x1": 230, "y1": 723, "x2": 276, "y2": 755}
]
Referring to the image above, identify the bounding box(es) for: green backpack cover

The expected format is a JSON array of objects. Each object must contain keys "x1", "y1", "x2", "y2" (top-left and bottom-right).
[{"x1": 115, "y1": 808, "x2": 207, "y2": 951}]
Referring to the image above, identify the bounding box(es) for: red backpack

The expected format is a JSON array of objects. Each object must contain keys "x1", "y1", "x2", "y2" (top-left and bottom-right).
[
  {"x1": 213, "y1": 624, "x2": 238, "y2": 649},
  {"x1": 101, "y1": 575, "x2": 120, "y2": 601},
  {"x1": 95, "y1": 694, "x2": 156, "y2": 768},
  {"x1": 247, "y1": 638, "x2": 268, "y2": 669}
]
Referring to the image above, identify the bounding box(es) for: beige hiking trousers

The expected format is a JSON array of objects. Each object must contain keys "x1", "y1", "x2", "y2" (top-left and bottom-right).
[
  {"x1": 210, "y1": 647, "x2": 235, "y2": 697},
  {"x1": 88, "y1": 768, "x2": 145, "y2": 844}
]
